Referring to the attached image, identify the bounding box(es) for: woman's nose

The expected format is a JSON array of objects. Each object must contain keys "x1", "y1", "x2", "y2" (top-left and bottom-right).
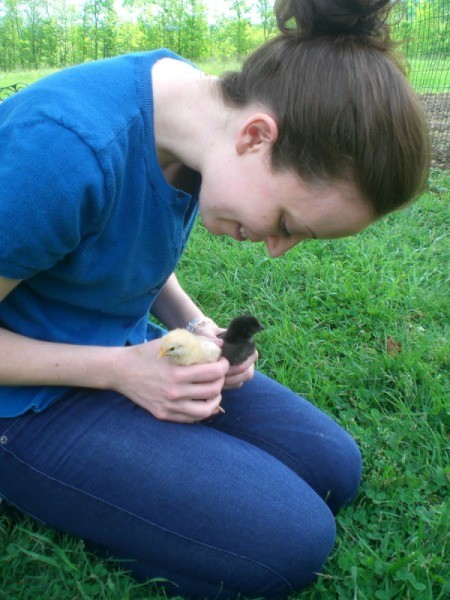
[{"x1": 265, "y1": 236, "x2": 295, "y2": 258}]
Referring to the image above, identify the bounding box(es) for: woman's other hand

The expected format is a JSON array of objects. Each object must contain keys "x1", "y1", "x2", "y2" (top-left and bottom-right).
[
  {"x1": 189, "y1": 319, "x2": 257, "y2": 389},
  {"x1": 111, "y1": 339, "x2": 229, "y2": 423}
]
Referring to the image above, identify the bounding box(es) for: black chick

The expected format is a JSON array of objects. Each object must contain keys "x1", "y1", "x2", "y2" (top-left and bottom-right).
[{"x1": 218, "y1": 315, "x2": 264, "y2": 365}]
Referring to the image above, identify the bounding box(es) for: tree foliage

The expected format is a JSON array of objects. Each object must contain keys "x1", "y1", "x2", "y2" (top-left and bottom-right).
[{"x1": 0, "y1": 0, "x2": 447, "y2": 70}]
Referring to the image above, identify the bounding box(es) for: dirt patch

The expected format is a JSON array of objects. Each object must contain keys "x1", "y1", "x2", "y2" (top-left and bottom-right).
[{"x1": 419, "y1": 93, "x2": 450, "y2": 170}]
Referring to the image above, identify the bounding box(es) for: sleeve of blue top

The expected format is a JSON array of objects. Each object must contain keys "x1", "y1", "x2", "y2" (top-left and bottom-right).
[{"x1": 0, "y1": 120, "x2": 106, "y2": 280}]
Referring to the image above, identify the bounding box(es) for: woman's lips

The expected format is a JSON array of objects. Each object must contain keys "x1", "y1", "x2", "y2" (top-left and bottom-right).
[
  {"x1": 235, "y1": 225, "x2": 263, "y2": 243},
  {"x1": 238, "y1": 225, "x2": 248, "y2": 240}
]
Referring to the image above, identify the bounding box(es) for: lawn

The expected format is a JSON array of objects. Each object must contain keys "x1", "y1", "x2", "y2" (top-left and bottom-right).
[
  {"x1": 1, "y1": 170, "x2": 448, "y2": 599},
  {"x1": 1, "y1": 55, "x2": 448, "y2": 93},
  {"x1": 406, "y1": 57, "x2": 449, "y2": 93},
  {"x1": 0, "y1": 68, "x2": 58, "y2": 88}
]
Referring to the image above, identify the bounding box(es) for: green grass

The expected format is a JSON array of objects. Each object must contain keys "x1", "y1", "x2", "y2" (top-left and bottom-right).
[
  {"x1": 1, "y1": 171, "x2": 449, "y2": 598},
  {"x1": 1, "y1": 54, "x2": 448, "y2": 92},
  {"x1": 197, "y1": 58, "x2": 242, "y2": 75},
  {"x1": 407, "y1": 57, "x2": 450, "y2": 93},
  {"x1": 0, "y1": 68, "x2": 58, "y2": 88},
  {"x1": 200, "y1": 56, "x2": 450, "y2": 93},
  {"x1": 0, "y1": 61, "x2": 238, "y2": 88}
]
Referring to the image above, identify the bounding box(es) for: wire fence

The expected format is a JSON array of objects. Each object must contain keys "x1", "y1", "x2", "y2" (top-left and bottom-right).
[
  {"x1": 395, "y1": 0, "x2": 450, "y2": 169},
  {"x1": 0, "y1": 82, "x2": 27, "y2": 101}
]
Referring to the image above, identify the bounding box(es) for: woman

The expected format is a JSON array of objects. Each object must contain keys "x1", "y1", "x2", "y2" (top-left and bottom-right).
[{"x1": 0, "y1": 0, "x2": 429, "y2": 597}]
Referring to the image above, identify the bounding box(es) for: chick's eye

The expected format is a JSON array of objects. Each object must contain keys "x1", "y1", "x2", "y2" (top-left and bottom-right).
[{"x1": 280, "y1": 217, "x2": 291, "y2": 239}]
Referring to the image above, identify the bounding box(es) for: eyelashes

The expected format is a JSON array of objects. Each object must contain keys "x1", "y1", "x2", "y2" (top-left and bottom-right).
[
  {"x1": 280, "y1": 216, "x2": 292, "y2": 239},
  {"x1": 280, "y1": 215, "x2": 318, "y2": 241}
]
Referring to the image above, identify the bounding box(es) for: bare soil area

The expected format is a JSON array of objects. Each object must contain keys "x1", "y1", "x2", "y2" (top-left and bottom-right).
[{"x1": 420, "y1": 93, "x2": 450, "y2": 170}]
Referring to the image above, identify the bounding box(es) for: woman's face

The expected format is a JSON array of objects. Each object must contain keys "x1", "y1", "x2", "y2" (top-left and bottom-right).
[{"x1": 199, "y1": 145, "x2": 376, "y2": 258}]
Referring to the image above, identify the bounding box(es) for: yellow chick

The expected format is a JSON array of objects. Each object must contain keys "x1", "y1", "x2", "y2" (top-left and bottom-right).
[
  {"x1": 157, "y1": 328, "x2": 225, "y2": 413},
  {"x1": 157, "y1": 328, "x2": 221, "y2": 366}
]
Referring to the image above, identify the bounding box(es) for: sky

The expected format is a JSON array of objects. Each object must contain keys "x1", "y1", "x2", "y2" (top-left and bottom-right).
[
  {"x1": 68, "y1": 1, "x2": 259, "y2": 26},
  {"x1": 67, "y1": 1, "x2": 256, "y2": 23},
  {"x1": 113, "y1": 1, "x2": 241, "y2": 21}
]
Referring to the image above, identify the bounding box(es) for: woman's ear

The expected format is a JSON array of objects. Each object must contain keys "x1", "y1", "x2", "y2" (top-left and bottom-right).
[{"x1": 235, "y1": 113, "x2": 279, "y2": 155}]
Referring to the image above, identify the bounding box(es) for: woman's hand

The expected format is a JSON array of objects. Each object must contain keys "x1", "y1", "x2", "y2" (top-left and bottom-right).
[
  {"x1": 191, "y1": 319, "x2": 257, "y2": 389},
  {"x1": 149, "y1": 276, "x2": 257, "y2": 390},
  {"x1": 111, "y1": 338, "x2": 229, "y2": 423},
  {"x1": 222, "y1": 350, "x2": 257, "y2": 389}
]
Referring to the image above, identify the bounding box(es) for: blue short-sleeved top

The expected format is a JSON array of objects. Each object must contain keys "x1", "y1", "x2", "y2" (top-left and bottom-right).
[{"x1": 0, "y1": 50, "x2": 200, "y2": 416}]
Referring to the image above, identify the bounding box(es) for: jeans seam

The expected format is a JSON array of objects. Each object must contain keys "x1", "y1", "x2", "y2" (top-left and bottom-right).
[
  {"x1": 0, "y1": 417, "x2": 21, "y2": 437},
  {"x1": 0, "y1": 445, "x2": 295, "y2": 592}
]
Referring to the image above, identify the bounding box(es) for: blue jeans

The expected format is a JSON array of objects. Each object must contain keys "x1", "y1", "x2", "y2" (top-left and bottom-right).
[{"x1": 0, "y1": 372, "x2": 362, "y2": 598}]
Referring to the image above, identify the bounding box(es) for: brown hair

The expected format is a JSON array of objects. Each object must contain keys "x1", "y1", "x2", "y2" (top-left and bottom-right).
[{"x1": 219, "y1": 0, "x2": 430, "y2": 216}]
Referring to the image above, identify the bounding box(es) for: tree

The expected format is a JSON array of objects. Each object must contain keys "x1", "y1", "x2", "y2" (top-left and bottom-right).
[
  {"x1": 256, "y1": 0, "x2": 275, "y2": 40},
  {"x1": 0, "y1": 0, "x2": 23, "y2": 69},
  {"x1": 179, "y1": 0, "x2": 209, "y2": 59},
  {"x1": 227, "y1": 0, "x2": 251, "y2": 59},
  {"x1": 83, "y1": 0, "x2": 117, "y2": 60},
  {"x1": 21, "y1": 0, "x2": 49, "y2": 67},
  {"x1": 0, "y1": 0, "x2": 447, "y2": 72},
  {"x1": 48, "y1": 0, "x2": 80, "y2": 66}
]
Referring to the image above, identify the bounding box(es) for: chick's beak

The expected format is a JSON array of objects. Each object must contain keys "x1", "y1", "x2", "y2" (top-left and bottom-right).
[{"x1": 157, "y1": 347, "x2": 167, "y2": 359}]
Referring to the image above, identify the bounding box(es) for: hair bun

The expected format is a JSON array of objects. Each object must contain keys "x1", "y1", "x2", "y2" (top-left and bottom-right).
[{"x1": 275, "y1": 0, "x2": 394, "y2": 39}]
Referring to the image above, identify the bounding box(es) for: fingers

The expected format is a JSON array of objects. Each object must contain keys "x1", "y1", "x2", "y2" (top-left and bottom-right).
[
  {"x1": 165, "y1": 377, "x2": 225, "y2": 403},
  {"x1": 178, "y1": 395, "x2": 224, "y2": 422},
  {"x1": 192, "y1": 320, "x2": 226, "y2": 340},
  {"x1": 223, "y1": 351, "x2": 257, "y2": 389},
  {"x1": 152, "y1": 359, "x2": 228, "y2": 421},
  {"x1": 223, "y1": 366, "x2": 254, "y2": 389},
  {"x1": 160, "y1": 356, "x2": 230, "y2": 384},
  {"x1": 120, "y1": 341, "x2": 228, "y2": 423},
  {"x1": 155, "y1": 395, "x2": 224, "y2": 424}
]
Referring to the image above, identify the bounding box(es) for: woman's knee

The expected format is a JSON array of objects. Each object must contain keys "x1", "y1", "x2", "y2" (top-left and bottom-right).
[
  {"x1": 230, "y1": 486, "x2": 337, "y2": 598},
  {"x1": 281, "y1": 500, "x2": 336, "y2": 593},
  {"x1": 324, "y1": 427, "x2": 362, "y2": 514}
]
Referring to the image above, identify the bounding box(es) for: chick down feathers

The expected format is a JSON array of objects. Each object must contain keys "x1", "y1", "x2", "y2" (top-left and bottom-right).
[
  {"x1": 157, "y1": 328, "x2": 221, "y2": 366},
  {"x1": 218, "y1": 315, "x2": 264, "y2": 365}
]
